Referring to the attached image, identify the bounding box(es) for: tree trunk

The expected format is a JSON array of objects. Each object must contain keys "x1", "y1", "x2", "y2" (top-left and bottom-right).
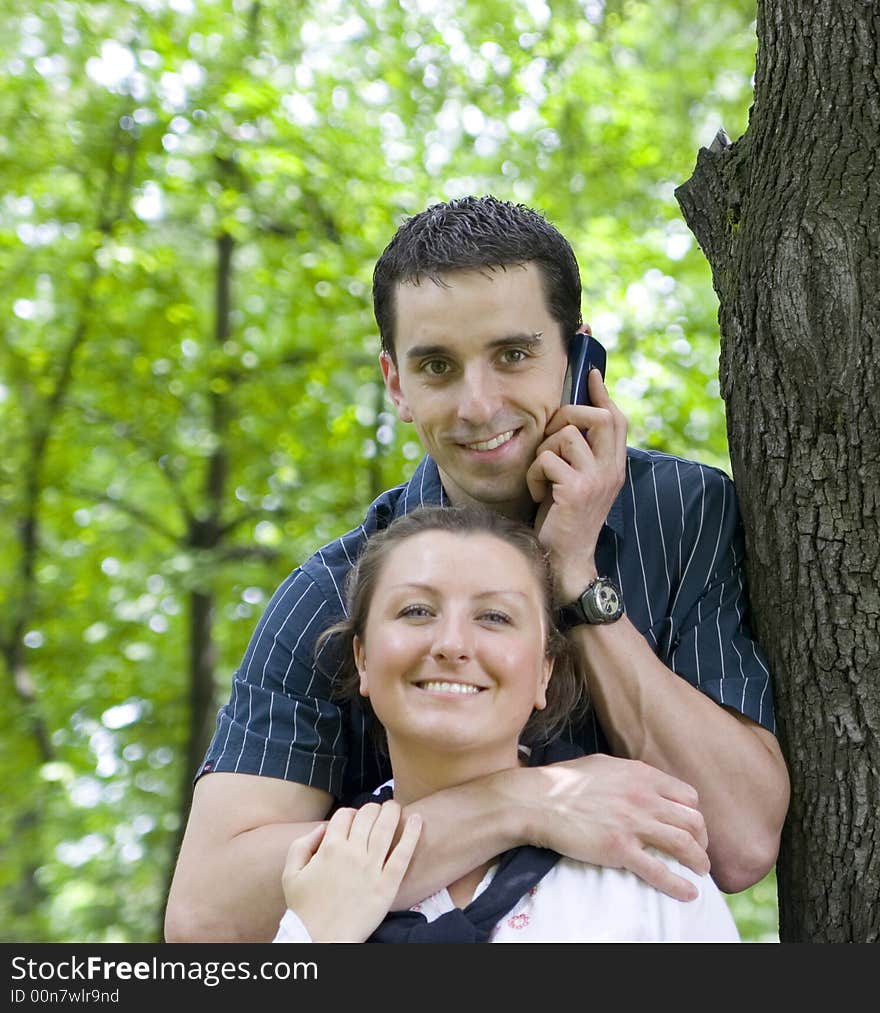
[{"x1": 676, "y1": 0, "x2": 879, "y2": 941}]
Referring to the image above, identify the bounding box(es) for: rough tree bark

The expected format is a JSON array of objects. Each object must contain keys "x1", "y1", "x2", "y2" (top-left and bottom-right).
[{"x1": 676, "y1": 1, "x2": 879, "y2": 941}]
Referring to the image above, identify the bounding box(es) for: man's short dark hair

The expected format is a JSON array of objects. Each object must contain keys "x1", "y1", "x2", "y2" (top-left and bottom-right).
[{"x1": 372, "y1": 195, "x2": 582, "y2": 360}]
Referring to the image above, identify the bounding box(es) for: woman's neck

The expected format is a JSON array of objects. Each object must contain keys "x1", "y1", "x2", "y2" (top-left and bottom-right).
[
  {"x1": 384, "y1": 738, "x2": 526, "y2": 909},
  {"x1": 386, "y1": 737, "x2": 523, "y2": 808}
]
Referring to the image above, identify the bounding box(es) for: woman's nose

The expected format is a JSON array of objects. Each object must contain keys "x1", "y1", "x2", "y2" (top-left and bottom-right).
[{"x1": 430, "y1": 616, "x2": 472, "y2": 662}]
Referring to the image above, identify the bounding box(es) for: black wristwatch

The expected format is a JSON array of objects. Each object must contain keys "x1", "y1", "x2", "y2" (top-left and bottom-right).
[{"x1": 558, "y1": 576, "x2": 624, "y2": 628}]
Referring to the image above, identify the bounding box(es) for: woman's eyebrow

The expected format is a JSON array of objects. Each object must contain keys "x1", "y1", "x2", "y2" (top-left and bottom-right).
[
  {"x1": 471, "y1": 589, "x2": 531, "y2": 601},
  {"x1": 386, "y1": 583, "x2": 530, "y2": 601}
]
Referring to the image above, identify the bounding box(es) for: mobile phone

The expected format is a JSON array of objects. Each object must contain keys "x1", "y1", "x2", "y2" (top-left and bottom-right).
[{"x1": 562, "y1": 331, "x2": 606, "y2": 407}]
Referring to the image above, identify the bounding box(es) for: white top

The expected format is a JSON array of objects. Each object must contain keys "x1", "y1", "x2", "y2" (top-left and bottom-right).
[{"x1": 274, "y1": 850, "x2": 739, "y2": 943}]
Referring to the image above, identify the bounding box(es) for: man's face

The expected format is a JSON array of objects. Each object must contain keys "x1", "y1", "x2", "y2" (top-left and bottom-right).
[{"x1": 380, "y1": 263, "x2": 569, "y2": 520}]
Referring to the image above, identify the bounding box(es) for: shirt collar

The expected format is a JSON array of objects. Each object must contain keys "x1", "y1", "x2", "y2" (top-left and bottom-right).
[
  {"x1": 398, "y1": 455, "x2": 625, "y2": 539},
  {"x1": 392, "y1": 455, "x2": 446, "y2": 520}
]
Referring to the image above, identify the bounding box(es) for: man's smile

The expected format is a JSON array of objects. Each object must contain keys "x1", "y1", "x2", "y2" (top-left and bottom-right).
[{"x1": 462, "y1": 429, "x2": 519, "y2": 452}]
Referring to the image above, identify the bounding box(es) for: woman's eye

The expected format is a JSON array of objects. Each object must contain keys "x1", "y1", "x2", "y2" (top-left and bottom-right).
[
  {"x1": 480, "y1": 610, "x2": 512, "y2": 625},
  {"x1": 399, "y1": 604, "x2": 432, "y2": 618}
]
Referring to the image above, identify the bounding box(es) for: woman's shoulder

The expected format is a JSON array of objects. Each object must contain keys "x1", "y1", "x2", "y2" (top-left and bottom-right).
[{"x1": 498, "y1": 853, "x2": 740, "y2": 942}]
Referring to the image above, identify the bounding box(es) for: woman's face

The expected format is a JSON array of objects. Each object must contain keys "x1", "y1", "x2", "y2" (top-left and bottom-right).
[{"x1": 353, "y1": 530, "x2": 553, "y2": 763}]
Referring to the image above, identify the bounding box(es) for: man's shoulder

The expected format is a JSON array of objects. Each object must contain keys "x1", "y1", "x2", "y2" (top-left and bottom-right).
[
  {"x1": 298, "y1": 479, "x2": 411, "y2": 587},
  {"x1": 625, "y1": 445, "x2": 734, "y2": 494},
  {"x1": 297, "y1": 455, "x2": 444, "y2": 591},
  {"x1": 621, "y1": 446, "x2": 742, "y2": 548}
]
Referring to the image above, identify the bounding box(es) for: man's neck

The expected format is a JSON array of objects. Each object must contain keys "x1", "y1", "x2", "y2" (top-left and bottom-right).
[{"x1": 437, "y1": 470, "x2": 537, "y2": 523}]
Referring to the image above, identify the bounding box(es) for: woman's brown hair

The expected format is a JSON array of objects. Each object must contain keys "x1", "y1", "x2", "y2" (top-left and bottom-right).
[{"x1": 317, "y1": 505, "x2": 588, "y2": 750}]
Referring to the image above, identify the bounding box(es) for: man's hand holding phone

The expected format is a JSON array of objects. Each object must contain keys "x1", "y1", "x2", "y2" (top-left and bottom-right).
[{"x1": 528, "y1": 361, "x2": 628, "y2": 604}]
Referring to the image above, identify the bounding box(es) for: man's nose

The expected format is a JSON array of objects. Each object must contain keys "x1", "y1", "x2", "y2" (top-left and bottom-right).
[{"x1": 457, "y1": 366, "x2": 502, "y2": 426}]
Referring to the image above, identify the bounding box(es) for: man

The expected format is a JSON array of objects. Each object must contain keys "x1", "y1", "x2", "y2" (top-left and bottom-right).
[{"x1": 165, "y1": 196, "x2": 789, "y2": 942}]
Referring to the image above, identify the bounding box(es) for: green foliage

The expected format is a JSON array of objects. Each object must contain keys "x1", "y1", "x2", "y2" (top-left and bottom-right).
[
  {"x1": 725, "y1": 869, "x2": 780, "y2": 943},
  {"x1": 1, "y1": 0, "x2": 776, "y2": 942}
]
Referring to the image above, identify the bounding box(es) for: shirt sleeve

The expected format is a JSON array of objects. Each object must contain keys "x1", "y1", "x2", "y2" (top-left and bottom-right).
[
  {"x1": 197, "y1": 567, "x2": 348, "y2": 796},
  {"x1": 664, "y1": 859, "x2": 741, "y2": 942},
  {"x1": 665, "y1": 463, "x2": 776, "y2": 734},
  {"x1": 273, "y1": 909, "x2": 314, "y2": 943}
]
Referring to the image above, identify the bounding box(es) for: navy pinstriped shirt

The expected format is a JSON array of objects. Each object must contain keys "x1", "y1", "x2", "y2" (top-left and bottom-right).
[{"x1": 199, "y1": 449, "x2": 775, "y2": 804}]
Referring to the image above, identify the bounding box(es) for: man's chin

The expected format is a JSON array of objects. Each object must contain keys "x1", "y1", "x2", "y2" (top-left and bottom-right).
[{"x1": 440, "y1": 474, "x2": 534, "y2": 519}]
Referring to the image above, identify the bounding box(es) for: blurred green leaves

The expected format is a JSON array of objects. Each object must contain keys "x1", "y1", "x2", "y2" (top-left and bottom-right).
[{"x1": 1, "y1": 0, "x2": 774, "y2": 941}]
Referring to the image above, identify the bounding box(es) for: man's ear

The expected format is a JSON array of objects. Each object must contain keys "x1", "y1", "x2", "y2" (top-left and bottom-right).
[
  {"x1": 353, "y1": 635, "x2": 369, "y2": 697},
  {"x1": 380, "y1": 351, "x2": 413, "y2": 423}
]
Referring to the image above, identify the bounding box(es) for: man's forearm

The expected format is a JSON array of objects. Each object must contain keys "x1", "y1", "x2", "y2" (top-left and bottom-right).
[
  {"x1": 393, "y1": 770, "x2": 529, "y2": 908},
  {"x1": 168, "y1": 755, "x2": 716, "y2": 943},
  {"x1": 165, "y1": 770, "x2": 336, "y2": 942},
  {"x1": 572, "y1": 616, "x2": 790, "y2": 892},
  {"x1": 165, "y1": 774, "x2": 530, "y2": 940},
  {"x1": 165, "y1": 821, "x2": 324, "y2": 942}
]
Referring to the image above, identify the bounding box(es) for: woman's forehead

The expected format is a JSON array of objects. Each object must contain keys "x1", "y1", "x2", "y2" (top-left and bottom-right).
[{"x1": 378, "y1": 529, "x2": 541, "y2": 593}]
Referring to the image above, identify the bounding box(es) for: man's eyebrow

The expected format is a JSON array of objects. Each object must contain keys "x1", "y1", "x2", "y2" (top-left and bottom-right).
[{"x1": 404, "y1": 331, "x2": 545, "y2": 361}]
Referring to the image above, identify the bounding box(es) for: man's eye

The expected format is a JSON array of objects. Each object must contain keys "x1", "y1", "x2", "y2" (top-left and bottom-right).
[
  {"x1": 421, "y1": 359, "x2": 451, "y2": 377},
  {"x1": 500, "y1": 348, "x2": 528, "y2": 365}
]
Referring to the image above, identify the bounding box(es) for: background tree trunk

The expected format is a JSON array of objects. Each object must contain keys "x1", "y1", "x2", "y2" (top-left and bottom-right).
[{"x1": 676, "y1": 0, "x2": 879, "y2": 941}]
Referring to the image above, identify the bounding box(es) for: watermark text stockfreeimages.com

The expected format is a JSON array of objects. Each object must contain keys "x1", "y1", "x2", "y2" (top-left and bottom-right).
[{"x1": 10, "y1": 954, "x2": 316, "y2": 990}]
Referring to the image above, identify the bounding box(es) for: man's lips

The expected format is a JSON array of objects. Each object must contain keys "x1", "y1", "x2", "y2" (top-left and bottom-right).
[{"x1": 458, "y1": 428, "x2": 520, "y2": 452}]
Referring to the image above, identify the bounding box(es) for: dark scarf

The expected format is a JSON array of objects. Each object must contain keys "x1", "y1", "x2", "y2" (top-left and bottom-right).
[{"x1": 359, "y1": 738, "x2": 584, "y2": 943}]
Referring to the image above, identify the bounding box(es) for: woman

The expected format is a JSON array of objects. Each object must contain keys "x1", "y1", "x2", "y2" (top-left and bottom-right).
[{"x1": 273, "y1": 507, "x2": 739, "y2": 942}]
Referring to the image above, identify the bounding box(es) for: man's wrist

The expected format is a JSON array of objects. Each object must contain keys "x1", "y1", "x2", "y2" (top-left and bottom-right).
[
  {"x1": 556, "y1": 566, "x2": 599, "y2": 608},
  {"x1": 487, "y1": 763, "x2": 545, "y2": 849},
  {"x1": 559, "y1": 575, "x2": 624, "y2": 628}
]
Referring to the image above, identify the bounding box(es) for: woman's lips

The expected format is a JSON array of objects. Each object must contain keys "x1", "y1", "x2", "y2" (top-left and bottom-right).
[{"x1": 414, "y1": 680, "x2": 486, "y2": 695}]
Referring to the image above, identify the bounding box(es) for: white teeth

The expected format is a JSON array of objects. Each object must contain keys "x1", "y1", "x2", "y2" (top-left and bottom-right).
[
  {"x1": 419, "y1": 681, "x2": 482, "y2": 695},
  {"x1": 465, "y1": 430, "x2": 516, "y2": 452}
]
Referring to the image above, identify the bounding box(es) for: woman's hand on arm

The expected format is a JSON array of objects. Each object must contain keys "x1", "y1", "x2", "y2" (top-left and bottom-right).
[{"x1": 281, "y1": 802, "x2": 422, "y2": 942}]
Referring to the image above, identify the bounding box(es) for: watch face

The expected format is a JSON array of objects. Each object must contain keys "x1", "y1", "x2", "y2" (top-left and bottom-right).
[
  {"x1": 596, "y1": 582, "x2": 621, "y2": 617},
  {"x1": 581, "y1": 578, "x2": 623, "y2": 622},
  {"x1": 561, "y1": 577, "x2": 623, "y2": 627}
]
